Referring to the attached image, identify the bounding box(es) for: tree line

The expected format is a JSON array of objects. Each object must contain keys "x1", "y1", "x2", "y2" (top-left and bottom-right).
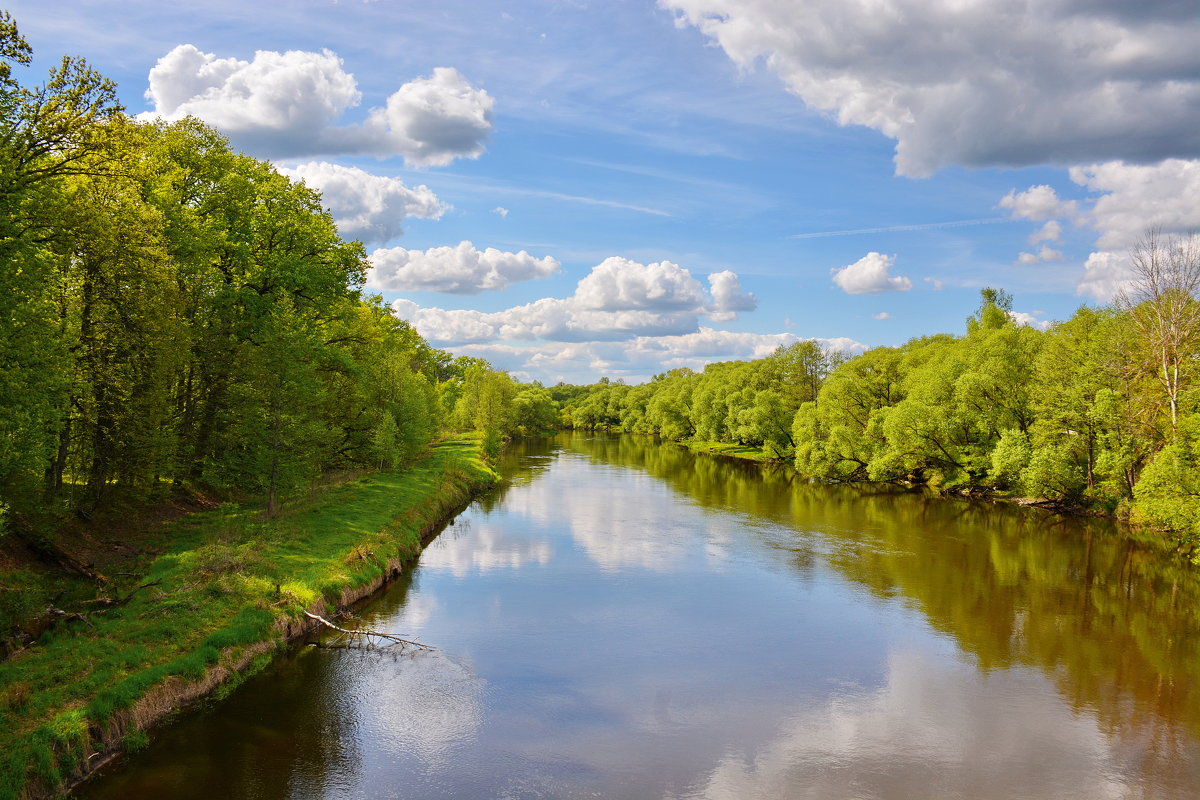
[
  {"x1": 0, "y1": 13, "x2": 517, "y2": 539},
  {"x1": 557, "y1": 265, "x2": 1200, "y2": 548}
]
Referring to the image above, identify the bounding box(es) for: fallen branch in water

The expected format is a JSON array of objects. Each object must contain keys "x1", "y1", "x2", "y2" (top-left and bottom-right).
[{"x1": 302, "y1": 610, "x2": 434, "y2": 651}]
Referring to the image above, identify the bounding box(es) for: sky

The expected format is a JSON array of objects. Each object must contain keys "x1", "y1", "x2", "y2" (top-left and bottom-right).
[{"x1": 9, "y1": 0, "x2": 1200, "y2": 383}]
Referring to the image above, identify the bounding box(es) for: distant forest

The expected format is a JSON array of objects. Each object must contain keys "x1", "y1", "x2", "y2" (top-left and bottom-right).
[{"x1": 554, "y1": 275, "x2": 1200, "y2": 549}]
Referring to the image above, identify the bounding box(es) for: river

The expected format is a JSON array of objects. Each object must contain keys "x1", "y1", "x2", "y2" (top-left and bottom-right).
[{"x1": 76, "y1": 433, "x2": 1200, "y2": 799}]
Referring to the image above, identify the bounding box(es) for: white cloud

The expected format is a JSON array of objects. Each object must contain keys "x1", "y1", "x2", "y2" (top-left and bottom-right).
[
  {"x1": 999, "y1": 186, "x2": 1080, "y2": 223},
  {"x1": 368, "y1": 241, "x2": 559, "y2": 294},
  {"x1": 447, "y1": 328, "x2": 866, "y2": 383},
  {"x1": 707, "y1": 270, "x2": 758, "y2": 321},
  {"x1": 831, "y1": 252, "x2": 912, "y2": 294},
  {"x1": 143, "y1": 44, "x2": 360, "y2": 135},
  {"x1": 1076, "y1": 250, "x2": 1133, "y2": 301},
  {"x1": 1069, "y1": 159, "x2": 1200, "y2": 251},
  {"x1": 665, "y1": 1, "x2": 1200, "y2": 176},
  {"x1": 392, "y1": 297, "x2": 702, "y2": 343},
  {"x1": 1016, "y1": 246, "x2": 1065, "y2": 265},
  {"x1": 998, "y1": 159, "x2": 1200, "y2": 300},
  {"x1": 352, "y1": 67, "x2": 494, "y2": 166},
  {"x1": 1029, "y1": 220, "x2": 1063, "y2": 246},
  {"x1": 391, "y1": 298, "x2": 499, "y2": 342},
  {"x1": 142, "y1": 46, "x2": 493, "y2": 166},
  {"x1": 574, "y1": 257, "x2": 709, "y2": 311},
  {"x1": 278, "y1": 161, "x2": 445, "y2": 245},
  {"x1": 1008, "y1": 310, "x2": 1051, "y2": 330},
  {"x1": 493, "y1": 206, "x2": 509, "y2": 217},
  {"x1": 390, "y1": 258, "x2": 759, "y2": 344},
  {"x1": 873, "y1": 312, "x2": 891, "y2": 320},
  {"x1": 923, "y1": 277, "x2": 945, "y2": 291}
]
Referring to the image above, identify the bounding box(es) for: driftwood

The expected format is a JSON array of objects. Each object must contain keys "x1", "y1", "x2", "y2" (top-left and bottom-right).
[
  {"x1": 46, "y1": 606, "x2": 95, "y2": 629},
  {"x1": 84, "y1": 581, "x2": 162, "y2": 608},
  {"x1": 302, "y1": 610, "x2": 434, "y2": 651}
]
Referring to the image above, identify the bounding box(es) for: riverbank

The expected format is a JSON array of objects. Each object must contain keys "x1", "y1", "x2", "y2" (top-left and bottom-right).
[
  {"x1": 0, "y1": 435, "x2": 497, "y2": 800},
  {"x1": 679, "y1": 440, "x2": 782, "y2": 463}
]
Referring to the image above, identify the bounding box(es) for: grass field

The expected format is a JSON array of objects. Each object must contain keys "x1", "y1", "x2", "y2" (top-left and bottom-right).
[{"x1": 0, "y1": 435, "x2": 496, "y2": 800}]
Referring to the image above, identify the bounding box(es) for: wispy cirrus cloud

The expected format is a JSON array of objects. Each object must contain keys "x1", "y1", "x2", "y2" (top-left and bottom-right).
[{"x1": 791, "y1": 218, "x2": 1012, "y2": 240}]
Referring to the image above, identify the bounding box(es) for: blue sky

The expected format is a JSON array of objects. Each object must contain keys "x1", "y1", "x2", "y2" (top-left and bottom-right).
[{"x1": 10, "y1": 0, "x2": 1200, "y2": 382}]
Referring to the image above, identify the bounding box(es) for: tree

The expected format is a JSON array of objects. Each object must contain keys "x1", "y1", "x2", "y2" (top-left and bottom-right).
[
  {"x1": 0, "y1": 13, "x2": 122, "y2": 518},
  {"x1": 1116, "y1": 228, "x2": 1200, "y2": 430}
]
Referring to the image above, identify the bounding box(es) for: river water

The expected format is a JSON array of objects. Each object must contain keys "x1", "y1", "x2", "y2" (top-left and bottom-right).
[{"x1": 77, "y1": 433, "x2": 1200, "y2": 799}]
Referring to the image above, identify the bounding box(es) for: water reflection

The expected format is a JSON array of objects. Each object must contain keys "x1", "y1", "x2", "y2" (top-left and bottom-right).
[
  {"x1": 682, "y1": 648, "x2": 1152, "y2": 800},
  {"x1": 560, "y1": 432, "x2": 1200, "y2": 750},
  {"x1": 77, "y1": 433, "x2": 1200, "y2": 799},
  {"x1": 421, "y1": 516, "x2": 553, "y2": 577},
  {"x1": 367, "y1": 653, "x2": 484, "y2": 771}
]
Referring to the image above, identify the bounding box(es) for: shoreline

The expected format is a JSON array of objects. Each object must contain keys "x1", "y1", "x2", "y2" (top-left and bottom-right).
[
  {"x1": 1, "y1": 436, "x2": 498, "y2": 800},
  {"x1": 671, "y1": 434, "x2": 1194, "y2": 555}
]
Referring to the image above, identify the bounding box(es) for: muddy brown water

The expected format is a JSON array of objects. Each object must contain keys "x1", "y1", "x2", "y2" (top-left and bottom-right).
[{"x1": 76, "y1": 433, "x2": 1200, "y2": 799}]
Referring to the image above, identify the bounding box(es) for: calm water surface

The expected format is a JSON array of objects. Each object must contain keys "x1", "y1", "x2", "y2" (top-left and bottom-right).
[{"x1": 78, "y1": 433, "x2": 1200, "y2": 799}]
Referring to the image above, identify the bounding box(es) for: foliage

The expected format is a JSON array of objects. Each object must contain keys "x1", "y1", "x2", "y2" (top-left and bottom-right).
[{"x1": 1132, "y1": 414, "x2": 1200, "y2": 548}]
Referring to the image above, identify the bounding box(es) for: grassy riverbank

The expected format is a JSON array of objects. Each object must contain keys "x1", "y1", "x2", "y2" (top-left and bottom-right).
[
  {"x1": 0, "y1": 435, "x2": 496, "y2": 800},
  {"x1": 680, "y1": 440, "x2": 781, "y2": 463}
]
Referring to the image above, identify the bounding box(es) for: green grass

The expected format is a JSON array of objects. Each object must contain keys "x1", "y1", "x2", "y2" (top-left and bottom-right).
[
  {"x1": 0, "y1": 435, "x2": 495, "y2": 800},
  {"x1": 682, "y1": 440, "x2": 781, "y2": 463}
]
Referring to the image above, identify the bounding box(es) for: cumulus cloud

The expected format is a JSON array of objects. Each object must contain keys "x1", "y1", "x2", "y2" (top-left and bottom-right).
[
  {"x1": 1009, "y1": 310, "x2": 1052, "y2": 330},
  {"x1": 574, "y1": 257, "x2": 710, "y2": 311},
  {"x1": 999, "y1": 186, "x2": 1080, "y2": 224},
  {"x1": 873, "y1": 312, "x2": 891, "y2": 320},
  {"x1": 350, "y1": 67, "x2": 494, "y2": 166},
  {"x1": 664, "y1": 0, "x2": 1200, "y2": 176},
  {"x1": 142, "y1": 45, "x2": 492, "y2": 165},
  {"x1": 707, "y1": 270, "x2": 758, "y2": 321},
  {"x1": 1016, "y1": 246, "x2": 1065, "y2": 266},
  {"x1": 1077, "y1": 250, "x2": 1131, "y2": 301},
  {"x1": 143, "y1": 45, "x2": 359, "y2": 136},
  {"x1": 998, "y1": 159, "x2": 1200, "y2": 299},
  {"x1": 392, "y1": 296, "x2": 701, "y2": 343},
  {"x1": 279, "y1": 161, "x2": 445, "y2": 245},
  {"x1": 1029, "y1": 220, "x2": 1063, "y2": 246},
  {"x1": 448, "y1": 329, "x2": 866, "y2": 384},
  {"x1": 390, "y1": 257, "x2": 758, "y2": 343},
  {"x1": 368, "y1": 241, "x2": 559, "y2": 294},
  {"x1": 831, "y1": 252, "x2": 912, "y2": 294},
  {"x1": 493, "y1": 207, "x2": 509, "y2": 217},
  {"x1": 1069, "y1": 159, "x2": 1200, "y2": 251}
]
